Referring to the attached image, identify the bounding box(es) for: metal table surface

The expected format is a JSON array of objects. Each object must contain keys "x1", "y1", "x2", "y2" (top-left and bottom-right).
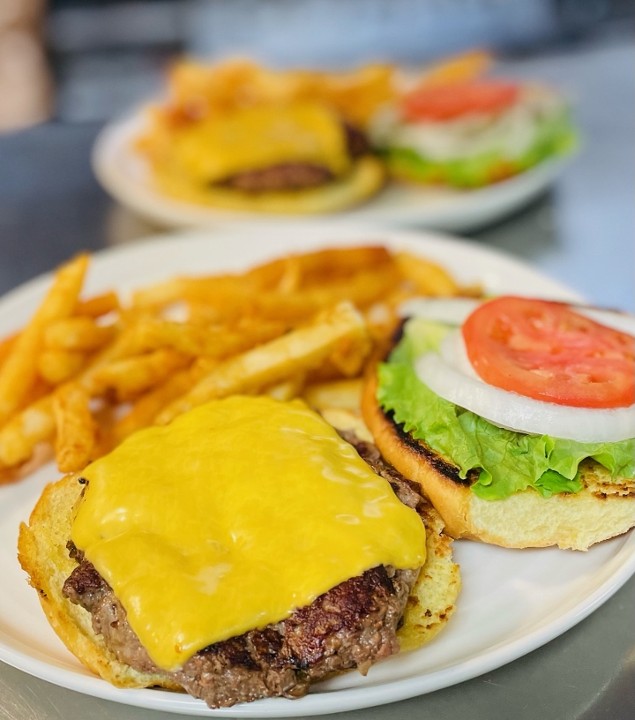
[{"x1": 0, "y1": 33, "x2": 633, "y2": 720}]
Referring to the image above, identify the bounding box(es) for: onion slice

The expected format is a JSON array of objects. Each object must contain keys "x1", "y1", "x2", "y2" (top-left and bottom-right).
[
  {"x1": 415, "y1": 330, "x2": 635, "y2": 443},
  {"x1": 400, "y1": 297, "x2": 635, "y2": 336}
]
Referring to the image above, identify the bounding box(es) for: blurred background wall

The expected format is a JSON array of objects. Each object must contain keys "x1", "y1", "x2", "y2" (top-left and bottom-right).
[{"x1": 2, "y1": 0, "x2": 634, "y2": 129}]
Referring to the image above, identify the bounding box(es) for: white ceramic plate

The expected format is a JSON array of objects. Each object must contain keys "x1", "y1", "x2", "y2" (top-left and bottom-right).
[
  {"x1": 1, "y1": 226, "x2": 633, "y2": 718},
  {"x1": 93, "y1": 111, "x2": 570, "y2": 233}
]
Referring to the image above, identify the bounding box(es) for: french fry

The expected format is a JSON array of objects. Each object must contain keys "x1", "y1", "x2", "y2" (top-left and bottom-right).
[
  {"x1": 75, "y1": 291, "x2": 120, "y2": 318},
  {"x1": 394, "y1": 251, "x2": 461, "y2": 297},
  {"x1": 111, "y1": 365, "x2": 201, "y2": 443},
  {"x1": 156, "y1": 302, "x2": 369, "y2": 425},
  {"x1": 0, "y1": 395, "x2": 55, "y2": 467},
  {"x1": 126, "y1": 317, "x2": 288, "y2": 358},
  {"x1": 0, "y1": 333, "x2": 17, "y2": 369},
  {"x1": 263, "y1": 374, "x2": 306, "y2": 402},
  {"x1": 418, "y1": 49, "x2": 492, "y2": 88},
  {"x1": 0, "y1": 326, "x2": 134, "y2": 469},
  {"x1": 53, "y1": 383, "x2": 96, "y2": 473},
  {"x1": 44, "y1": 317, "x2": 117, "y2": 352},
  {"x1": 38, "y1": 350, "x2": 87, "y2": 385},
  {"x1": 303, "y1": 378, "x2": 363, "y2": 413},
  {"x1": 0, "y1": 241, "x2": 467, "y2": 479},
  {"x1": 92, "y1": 349, "x2": 190, "y2": 401},
  {"x1": 0, "y1": 254, "x2": 89, "y2": 425}
]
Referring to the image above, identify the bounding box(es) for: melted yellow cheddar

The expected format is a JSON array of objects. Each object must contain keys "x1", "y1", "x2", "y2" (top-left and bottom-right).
[
  {"x1": 71, "y1": 397, "x2": 426, "y2": 671},
  {"x1": 165, "y1": 102, "x2": 351, "y2": 184}
]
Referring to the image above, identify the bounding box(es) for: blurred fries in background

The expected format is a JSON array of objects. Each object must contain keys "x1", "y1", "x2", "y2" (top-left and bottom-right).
[
  {"x1": 0, "y1": 243, "x2": 474, "y2": 482},
  {"x1": 145, "y1": 58, "x2": 397, "y2": 130}
]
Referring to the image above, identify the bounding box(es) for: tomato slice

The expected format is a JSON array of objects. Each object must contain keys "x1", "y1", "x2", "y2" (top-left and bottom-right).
[
  {"x1": 401, "y1": 80, "x2": 520, "y2": 123},
  {"x1": 462, "y1": 296, "x2": 635, "y2": 409}
]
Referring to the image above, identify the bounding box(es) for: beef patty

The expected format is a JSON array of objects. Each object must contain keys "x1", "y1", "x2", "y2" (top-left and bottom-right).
[
  {"x1": 62, "y1": 434, "x2": 424, "y2": 709},
  {"x1": 219, "y1": 124, "x2": 372, "y2": 194}
]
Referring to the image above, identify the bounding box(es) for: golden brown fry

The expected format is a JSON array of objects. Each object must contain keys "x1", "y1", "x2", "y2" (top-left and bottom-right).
[
  {"x1": 0, "y1": 333, "x2": 17, "y2": 369},
  {"x1": 126, "y1": 317, "x2": 288, "y2": 358},
  {"x1": 263, "y1": 374, "x2": 306, "y2": 402},
  {"x1": 418, "y1": 49, "x2": 492, "y2": 88},
  {"x1": 131, "y1": 247, "x2": 394, "y2": 311},
  {"x1": 156, "y1": 302, "x2": 369, "y2": 425},
  {"x1": 131, "y1": 275, "x2": 250, "y2": 310},
  {"x1": 44, "y1": 317, "x2": 117, "y2": 352},
  {"x1": 0, "y1": 240, "x2": 466, "y2": 480},
  {"x1": 92, "y1": 349, "x2": 190, "y2": 401},
  {"x1": 148, "y1": 58, "x2": 395, "y2": 130},
  {"x1": 111, "y1": 366, "x2": 198, "y2": 444},
  {"x1": 0, "y1": 395, "x2": 55, "y2": 467},
  {"x1": 394, "y1": 251, "x2": 460, "y2": 297},
  {"x1": 75, "y1": 291, "x2": 120, "y2": 318},
  {"x1": 38, "y1": 350, "x2": 87, "y2": 385},
  {"x1": 53, "y1": 383, "x2": 96, "y2": 473},
  {"x1": 0, "y1": 326, "x2": 135, "y2": 469},
  {"x1": 303, "y1": 378, "x2": 363, "y2": 413},
  {"x1": 244, "y1": 246, "x2": 393, "y2": 288},
  {"x1": 0, "y1": 254, "x2": 89, "y2": 426}
]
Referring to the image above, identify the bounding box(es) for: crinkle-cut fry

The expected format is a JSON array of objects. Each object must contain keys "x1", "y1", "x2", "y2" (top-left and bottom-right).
[
  {"x1": 0, "y1": 326, "x2": 135, "y2": 469},
  {"x1": 125, "y1": 317, "x2": 288, "y2": 358},
  {"x1": 394, "y1": 251, "x2": 461, "y2": 297},
  {"x1": 0, "y1": 254, "x2": 89, "y2": 425},
  {"x1": 75, "y1": 291, "x2": 120, "y2": 318},
  {"x1": 156, "y1": 301, "x2": 369, "y2": 425},
  {"x1": 37, "y1": 350, "x2": 87, "y2": 385},
  {"x1": 53, "y1": 383, "x2": 96, "y2": 473},
  {"x1": 92, "y1": 349, "x2": 190, "y2": 401},
  {"x1": 44, "y1": 317, "x2": 117, "y2": 352},
  {"x1": 303, "y1": 378, "x2": 363, "y2": 413}
]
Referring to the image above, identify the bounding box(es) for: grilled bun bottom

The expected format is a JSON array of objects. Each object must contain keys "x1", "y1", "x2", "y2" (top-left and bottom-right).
[
  {"x1": 18, "y1": 433, "x2": 459, "y2": 697},
  {"x1": 152, "y1": 156, "x2": 385, "y2": 215},
  {"x1": 362, "y1": 367, "x2": 635, "y2": 551}
]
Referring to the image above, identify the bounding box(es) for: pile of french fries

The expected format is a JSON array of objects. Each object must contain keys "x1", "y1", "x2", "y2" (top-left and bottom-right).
[{"x1": 0, "y1": 245, "x2": 471, "y2": 483}]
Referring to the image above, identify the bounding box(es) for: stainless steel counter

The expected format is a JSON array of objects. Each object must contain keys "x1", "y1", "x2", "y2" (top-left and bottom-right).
[{"x1": 0, "y1": 31, "x2": 633, "y2": 720}]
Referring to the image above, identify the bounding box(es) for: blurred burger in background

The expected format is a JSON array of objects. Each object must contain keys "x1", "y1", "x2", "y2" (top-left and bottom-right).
[
  {"x1": 371, "y1": 50, "x2": 577, "y2": 188},
  {"x1": 135, "y1": 60, "x2": 393, "y2": 214}
]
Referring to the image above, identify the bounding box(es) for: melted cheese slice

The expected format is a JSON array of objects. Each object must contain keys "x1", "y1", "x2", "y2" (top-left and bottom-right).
[
  {"x1": 167, "y1": 102, "x2": 351, "y2": 184},
  {"x1": 71, "y1": 396, "x2": 426, "y2": 671}
]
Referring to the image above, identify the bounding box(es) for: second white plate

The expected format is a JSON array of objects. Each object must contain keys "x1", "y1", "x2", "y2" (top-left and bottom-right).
[{"x1": 93, "y1": 111, "x2": 570, "y2": 233}]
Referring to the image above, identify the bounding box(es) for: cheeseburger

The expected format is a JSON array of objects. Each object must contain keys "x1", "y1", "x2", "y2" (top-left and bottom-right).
[
  {"x1": 362, "y1": 296, "x2": 635, "y2": 550},
  {"x1": 138, "y1": 100, "x2": 385, "y2": 214},
  {"x1": 19, "y1": 396, "x2": 459, "y2": 708}
]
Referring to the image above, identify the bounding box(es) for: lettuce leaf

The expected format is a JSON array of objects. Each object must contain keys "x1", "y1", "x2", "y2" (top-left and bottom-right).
[
  {"x1": 378, "y1": 319, "x2": 635, "y2": 500},
  {"x1": 383, "y1": 111, "x2": 578, "y2": 188}
]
